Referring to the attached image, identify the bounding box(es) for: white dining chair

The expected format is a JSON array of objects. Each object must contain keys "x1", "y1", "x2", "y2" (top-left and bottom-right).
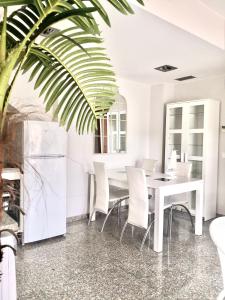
[
  {"x1": 88, "y1": 162, "x2": 129, "y2": 232},
  {"x1": 141, "y1": 159, "x2": 158, "y2": 173},
  {"x1": 175, "y1": 161, "x2": 192, "y2": 177},
  {"x1": 210, "y1": 217, "x2": 225, "y2": 300},
  {"x1": 168, "y1": 162, "x2": 194, "y2": 237},
  {"x1": 141, "y1": 159, "x2": 157, "y2": 199},
  {"x1": 120, "y1": 167, "x2": 172, "y2": 251},
  {"x1": 120, "y1": 167, "x2": 153, "y2": 249}
]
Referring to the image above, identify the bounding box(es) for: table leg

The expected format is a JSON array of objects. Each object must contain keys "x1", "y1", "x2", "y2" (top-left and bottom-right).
[
  {"x1": 20, "y1": 174, "x2": 25, "y2": 245},
  {"x1": 154, "y1": 189, "x2": 164, "y2": 253},
  {"x1": 195, "y1": 183, "x2": 203, "y2": 235},
  {"x1": 89, "y1": 174, "x2": 96, "y2": 221}
]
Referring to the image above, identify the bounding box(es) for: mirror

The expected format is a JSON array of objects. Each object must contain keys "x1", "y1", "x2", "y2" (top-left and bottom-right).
[{"x1": 94, "y1": 94, "x2": 127, "y2": 154}]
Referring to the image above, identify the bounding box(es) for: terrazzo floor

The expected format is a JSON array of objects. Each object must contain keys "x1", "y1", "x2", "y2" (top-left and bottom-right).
[{"x1": 16, "y1": 211, "x2": 223, "y2": 300}]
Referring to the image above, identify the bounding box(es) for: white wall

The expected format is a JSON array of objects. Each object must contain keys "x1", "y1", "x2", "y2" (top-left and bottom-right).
[
  {"x1": 66, "y1": 77, "x2": 151, "y2": 217},
  {"x1": 149, "y1": 83, "x2": 174, "y2": 171},
  {"x1": 149, "y1": 75, "x2": 225, "y2": 214},
  {"x1": 9, "y1": 72, "x2": 52, "y2": 120}
]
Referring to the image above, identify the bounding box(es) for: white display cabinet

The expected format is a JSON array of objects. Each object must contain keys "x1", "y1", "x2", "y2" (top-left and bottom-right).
[{"x1": 165, "y1": 99, "x2": 220, "y2": 220}]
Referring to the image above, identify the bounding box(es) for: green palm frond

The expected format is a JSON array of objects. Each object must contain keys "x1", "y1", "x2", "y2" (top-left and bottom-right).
[
  {"x1": 0, "y1": 0, "x2": 31, "y2": 5},
  {"x1": 0, "y1": 0, "x2": 144, "y2": 133},
  {"x1": 5, "y1": 4, "x2": 39, "y2": 46},
  {"x1": 1, "y1": 0, "x2": 144, "y2": 28},
  {"x1": 22, "y1": 27, "x2": 118, "y2": 133},
  {"x1": 4, "y1": 3, "x2": 98, "y2": 49}
]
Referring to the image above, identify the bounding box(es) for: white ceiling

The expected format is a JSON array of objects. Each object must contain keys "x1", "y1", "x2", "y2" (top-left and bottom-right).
[
  {"x1": 99, "y1": 4, "x2": 225, "y2": 84},
  {"x1": 200, "y1": 0, "x2": 225, "y2": 18}
]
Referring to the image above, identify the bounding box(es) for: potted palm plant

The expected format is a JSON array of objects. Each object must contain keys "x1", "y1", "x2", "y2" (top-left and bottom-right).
[{"x1": 0, "y1": 0, "x2": 144, "y2": 291}]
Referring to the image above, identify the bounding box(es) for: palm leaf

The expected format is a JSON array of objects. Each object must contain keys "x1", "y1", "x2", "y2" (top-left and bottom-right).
[
  {"x1": 0, "y1": 0, "x2": 144, "y2": 132},
  {"x1": 1, "y1": 0, "x2": 144, "y2": 32},
  {"x1": 4, "y1": 4, "x2": 98, "y2": 47},
  {"x1": 4, "y1": 4, "x2": 39, "y2": 46},
  {"x1": 2, "y1": 0, "x2": 145, "y2": 52},
  {"x1": 22, "y1": 27, "x2": 118, "y2": 133},
  {"x1": 0, "y1": 0, "x2": 32, "y2": 6}
]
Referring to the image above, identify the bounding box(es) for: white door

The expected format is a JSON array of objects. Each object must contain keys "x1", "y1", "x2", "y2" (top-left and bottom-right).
[
  {"x1": 23, "y1": 157, "x2": 66, "y2": 243},
  {"x1": 23, "y1": 120, "x2": 67, "y2": 157}
]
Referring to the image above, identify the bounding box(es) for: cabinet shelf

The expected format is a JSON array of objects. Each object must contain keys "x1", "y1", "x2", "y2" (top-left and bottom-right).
[
  {"x1": 168, "y1": 129, "x2": 183, "y2": 134},
  {"x1": 189, "y1": 112, "x2": 204, "y2": 115},
  {"x1": 188, "y1": 156, "x2": 203, "y2": 161},
  {"x1": 169, "y1": 113, "x2": 183, "y2": 117},
  {"x1": 189, "y1": 129, "x2": 204, "y2": 133}
]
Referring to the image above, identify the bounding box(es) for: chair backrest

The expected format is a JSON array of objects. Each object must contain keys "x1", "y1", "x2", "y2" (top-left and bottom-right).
[
  {"x1": 126, "y1": 167, "x2": 149, "y2": 229},
  {"x1": 141, "y1": 159, "x2": 157, "y2": 173},
  {"x1": 93, "y1": 162, "x2": 109, "y2": 214},
  {"x1": 210, "y1": 217, "x2": 225, "y2": 289},
  {"x1": 175, "y1": 162, "x2": 192, "y2": 177}
]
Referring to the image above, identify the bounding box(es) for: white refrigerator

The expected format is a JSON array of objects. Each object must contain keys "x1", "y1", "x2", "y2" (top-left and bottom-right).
[{"x1": 21, "y1": 120, "x2": 67, "y2": 244}]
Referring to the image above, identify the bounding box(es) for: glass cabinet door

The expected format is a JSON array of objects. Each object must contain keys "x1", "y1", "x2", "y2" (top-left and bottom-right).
[
  {"x1": 188, "y1": 104, "x2": 204, "y2": 129},
  {"x1": 108, "y1": 113, "x2": 118, "y2": 153},
  {"x1": 188, "y1": 133, "x2": 203, "y2": 157},
  {"x1": 188, "y1": 160, "x2": 203, "y2": 179},
  {"x1": 168, "y1": 133, "x2": 182, "y2": 157},
  {"x1": 168, "y1": 107, "x2": 183, "y2": 130}
]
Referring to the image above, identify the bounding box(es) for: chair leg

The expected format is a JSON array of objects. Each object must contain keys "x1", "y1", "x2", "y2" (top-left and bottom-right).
[
  {"x1": 166, "y1": 209, "x2": 170, "y2": 236},
  {"x1": 117, "y1": 202, "x2": 122, "y2": 226},
  {"x1": 148, "y1": 214, "x2": 152, "y2": 248},
  {"x1": 131, "y1": 226, "x2": 134, "y2": 238},
  {"x1": 169, "y1": 206, "x2": 173, "y2": 239},
  {"x1": 173, "y1": 204, "x2": 194, "y2": 230},
  {"x1": 117, "y1": 205, "x2": 120, "y2": 225},
  {"x1": 88, "y1": 209, "x2": 96, "y2": 226},
  {"x1": 148, "y1": 230, "x2": 151, "y2": 248},
  {"x1": 140, "y1": 220, "x2": 154, "y2": 251},
  {"x1": 120, "y1": 220, "x2": 128, "y2": 243},
  {"x1": 100, "y1": 199, "x2": 125, "y2": 233}
]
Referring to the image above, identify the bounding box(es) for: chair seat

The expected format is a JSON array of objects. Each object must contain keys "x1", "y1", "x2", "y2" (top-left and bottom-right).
[{"x1": 109, "y1": 185, "x2": 129, "y2": 202}]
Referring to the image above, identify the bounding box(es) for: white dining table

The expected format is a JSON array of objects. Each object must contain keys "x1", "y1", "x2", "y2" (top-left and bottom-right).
[{"x1": 89, "y1": 170, "x2": 204, "y2": 253}]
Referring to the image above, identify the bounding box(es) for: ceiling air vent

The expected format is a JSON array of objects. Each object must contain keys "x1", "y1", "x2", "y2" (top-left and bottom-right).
[
  {"x1": 41, "y1": 27, "x2": 59, "y2": 37},
  {"x1": 154, "y1": 65, "x2": 177, "y2": 72},
  {"x1": 175, "y1": 75, "x2": 196, "y2": 81}
]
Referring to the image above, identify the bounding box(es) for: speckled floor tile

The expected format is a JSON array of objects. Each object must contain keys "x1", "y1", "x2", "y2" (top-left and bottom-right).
[{"x1": 16, "y1": 211, "x2": 223, "y2": 300}]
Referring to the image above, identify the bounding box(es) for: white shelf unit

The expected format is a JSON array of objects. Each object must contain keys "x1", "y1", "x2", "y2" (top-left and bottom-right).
[{"x1": 165, "y1": 99, "x2": 220, "y2": 221}]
